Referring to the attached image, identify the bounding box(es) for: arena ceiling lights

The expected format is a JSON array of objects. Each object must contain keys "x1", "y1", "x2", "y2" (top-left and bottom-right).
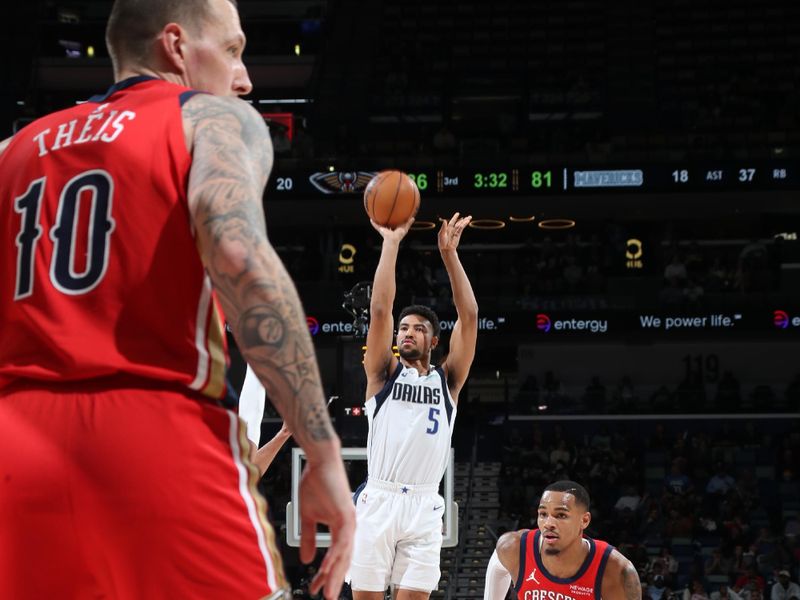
[{"x1": 538, "y1": 218, "x2": 576, "y2": 230}]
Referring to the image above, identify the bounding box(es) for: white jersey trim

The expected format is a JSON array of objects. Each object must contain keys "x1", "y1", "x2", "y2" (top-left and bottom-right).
[{"x1": 226, "y1": 410, "x2": 278, "y2": 591}]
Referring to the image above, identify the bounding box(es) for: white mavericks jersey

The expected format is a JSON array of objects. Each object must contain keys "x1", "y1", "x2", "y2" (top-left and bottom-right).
[{"x1": 365, "y1": 363, "x2": 456, "y2": 486}]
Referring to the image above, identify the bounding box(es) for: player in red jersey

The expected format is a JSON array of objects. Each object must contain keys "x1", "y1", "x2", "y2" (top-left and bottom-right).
[
  {"x1": 0, "y1": 1, "x2": 354, "y2": 599},
  {"x1": 484, "y1": 481, "x2": 642, "y2": 600}
]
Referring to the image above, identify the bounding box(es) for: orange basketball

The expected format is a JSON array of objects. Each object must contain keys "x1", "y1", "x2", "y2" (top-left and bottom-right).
[{"x1": 363, "y1": 170, "x2": 420, "y2": 228}]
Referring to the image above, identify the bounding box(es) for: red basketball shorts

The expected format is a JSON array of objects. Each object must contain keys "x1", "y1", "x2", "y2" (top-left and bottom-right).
[{"x1": 0, "y1": 379, "x2": 289, "y2": 599}]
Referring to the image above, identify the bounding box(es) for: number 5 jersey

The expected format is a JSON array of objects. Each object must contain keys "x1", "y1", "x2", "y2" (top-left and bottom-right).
[{"x1": 365, "y1": 362, "x2": 456, "y2": 486}]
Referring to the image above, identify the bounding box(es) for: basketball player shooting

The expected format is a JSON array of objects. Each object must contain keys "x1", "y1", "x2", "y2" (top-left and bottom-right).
[
  {"x1": 349, "y1": 212, "x2": 478, "y2": 599},
  {"x1": 484, "y1": 481, "x2": 642, "y2": 600}
]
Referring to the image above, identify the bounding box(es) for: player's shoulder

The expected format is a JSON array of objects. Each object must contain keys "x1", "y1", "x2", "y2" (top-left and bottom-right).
[
  {"x1": 601, "y1": 546, "x2": 638, "y2": 588},
  {"x1": 497, "y1": 529, "x2": 526, "y2": 553},
  {"x1": 604, "y1": 546, "x2": 633, "y2": 571},
  {"x1": 601, "y1": 547, "x2": 641, "y2": 600},
  {"x1": 182, "y1": 94, "x2": 261, "y2": 126},
  {"x1": 496, "y1": 529, "x2": 528, "y2": 567}
]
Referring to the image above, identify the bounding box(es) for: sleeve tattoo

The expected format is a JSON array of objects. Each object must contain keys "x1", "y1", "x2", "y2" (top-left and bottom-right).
[{"x1": 185, "y1": 95, "x2": 332, "y2": 442}]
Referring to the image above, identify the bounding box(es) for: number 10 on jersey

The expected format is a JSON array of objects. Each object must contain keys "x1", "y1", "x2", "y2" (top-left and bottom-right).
[{"x1": 14, "y1": 170, "x2": 115, "y2": 299}]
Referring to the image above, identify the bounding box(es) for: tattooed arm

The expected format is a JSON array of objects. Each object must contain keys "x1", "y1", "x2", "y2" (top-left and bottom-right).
[
  {"x1": 601, "y1": 550, "x2": 642, "y2": 600},
  {"x1": 183, "y1": 93, "x2": 330, "y2": 454},
  {"x1": 183, "y1": 94, "x2": 354, "y2": 600}
]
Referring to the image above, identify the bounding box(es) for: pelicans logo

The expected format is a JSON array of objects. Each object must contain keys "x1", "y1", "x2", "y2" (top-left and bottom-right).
[{"x1": 309, "y1": 171, "x2": 377, "y2": 194}]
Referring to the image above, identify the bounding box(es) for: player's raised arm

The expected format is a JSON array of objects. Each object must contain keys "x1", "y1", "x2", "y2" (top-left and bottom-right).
[
  {"x1": 251, "y1": 422, "x2": 292, "y2": 476},
  {"x1": 363, "y1": 217, "x2": 414, "y2": 394},
  {"x1": 183, "y1": 93, "x2": 353, "y2": 600},
  {"x1": 184, "y1": 93, "x2": 328, "y2": 455},
  {"x1": 438, "y1": 213, "x2": 478, "y2": 401}
]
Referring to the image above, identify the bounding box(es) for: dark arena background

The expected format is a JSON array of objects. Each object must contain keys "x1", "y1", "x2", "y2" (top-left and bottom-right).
[{"x1": 4, "y1": 1, "x2": 800, "y2": 598}]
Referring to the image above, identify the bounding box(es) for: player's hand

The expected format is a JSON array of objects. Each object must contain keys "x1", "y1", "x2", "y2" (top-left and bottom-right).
[
  {"x1": 438, "y1": 212, "x2": 472, "y2": 252},
  {"x1": 370, "y1": 217, "x2": 415, "y2": 243},
  {"x1": 298, "y1": 455, "x2": 355, "y2": 600}
]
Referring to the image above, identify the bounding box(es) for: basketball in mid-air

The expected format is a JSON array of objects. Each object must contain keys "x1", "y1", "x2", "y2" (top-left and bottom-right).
[{"x1": 363, "y1": 170, "x2": 420, "y2": 228}]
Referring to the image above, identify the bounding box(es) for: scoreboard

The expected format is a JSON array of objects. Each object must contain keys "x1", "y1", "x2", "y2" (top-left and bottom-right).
[{"x1": 267, "y1": 162, "x2": 800, "y2": 197}]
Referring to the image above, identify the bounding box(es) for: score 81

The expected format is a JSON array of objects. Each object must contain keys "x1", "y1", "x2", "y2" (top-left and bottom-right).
[{"x1": 531, "y1": 170, "x2": 552, "y2": 189}]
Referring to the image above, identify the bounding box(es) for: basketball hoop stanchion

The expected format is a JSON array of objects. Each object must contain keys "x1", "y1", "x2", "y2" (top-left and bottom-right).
[{"x1": 286, "y1": 448, "x2": 459, "y2": 548}]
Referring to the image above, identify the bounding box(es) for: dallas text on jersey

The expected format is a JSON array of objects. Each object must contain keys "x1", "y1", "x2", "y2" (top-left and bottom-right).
[{"x1": 390, "y1": 381, "x2": 442, "y2": 405}]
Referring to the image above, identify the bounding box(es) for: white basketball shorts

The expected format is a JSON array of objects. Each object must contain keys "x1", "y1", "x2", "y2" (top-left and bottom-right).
[{"x1": 348, "y1": 479, "x2": 445, "y2": 593}]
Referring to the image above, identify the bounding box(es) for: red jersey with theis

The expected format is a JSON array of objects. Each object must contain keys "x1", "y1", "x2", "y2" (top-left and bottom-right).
[
  {"x1": 0, "y1": 76, "x2": 229, "y2": 399},
  {"x1": 515, "y1": 529, "x2": 614, "y2": 600}
]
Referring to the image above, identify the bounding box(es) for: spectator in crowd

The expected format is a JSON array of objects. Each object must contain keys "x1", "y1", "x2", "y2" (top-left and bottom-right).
[
  {"x1": 784, "y1": 517, "x2": 800, "y2": 541},
  {"x1": 735, "y1": 567, "x2": 766, "y2": 594},
  {"x1": 591, "y1": 426, "x2": 613, "y2": 451},
  {"x1": 771, "y1": 570, "x2": 800, "y2": 600},
  {"x1": 730, "y1": 545, "x2": 756, "y2": 574},
  {"x1": 648, "y1": 573, "x2": 673, "y2": 600},
  {"x1": 684, "y1": 579, "x2": 711, "y2": 600},
  {"x1": 711, "y1": 584, "x2": 744, "y2": 600},
  {"x1": 706, "y1": 546, "x2": 736, "y2": 577},
  {"x1": 648, "y1": 547, "x2": 679, "y2": 586},
  {"x1": 615, "y1": 485, "x2": 643, "y2": 514},
  {"x1": 707, "y1": 462, "x2": 737, "y2": 496},
  {"x1": 665, "y1": 461, "x2": 693, "y2": 496},
  {"x1": 661, "y1": 547, "x2": 680, "y2": 581},
  {"x1": 639, "y1": 506, "x2": 666, "y2": 540},
  {"x1": 664, "y1": 507, "x2": 695, "y2": 537},
  {"x1": 614, "y1": 375, "x2": 637, "y2": 411}
]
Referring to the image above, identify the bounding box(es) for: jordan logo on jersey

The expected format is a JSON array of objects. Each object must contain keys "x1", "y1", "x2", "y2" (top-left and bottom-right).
[
  {"x1": 526, "y1": 569, "x2": 540, "y2": 584},
  {"x1": 390, "y1": 382, "x2": 441, "y2": 405}
]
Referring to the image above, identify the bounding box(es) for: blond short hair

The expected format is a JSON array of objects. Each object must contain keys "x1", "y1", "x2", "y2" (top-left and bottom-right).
[{"x1": 105, "y1": 0, "x2": 236, "y2": 68}]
